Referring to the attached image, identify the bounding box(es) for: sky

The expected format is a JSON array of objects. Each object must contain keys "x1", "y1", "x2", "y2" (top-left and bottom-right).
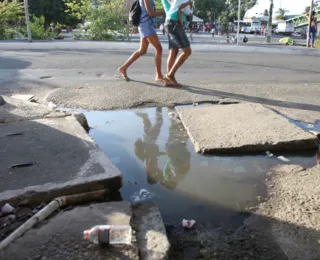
[{"x1": 246, "y1": 0, "x2": 310, "y2": 17}]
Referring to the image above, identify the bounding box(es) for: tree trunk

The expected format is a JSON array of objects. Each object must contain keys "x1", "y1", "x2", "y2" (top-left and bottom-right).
[
  {"x1": 44, "y1": 15, "x2": 52, "y2": 30},
  {"x1": 24, "y1": 0, "x2": 32, "y2": 42},
  {"x1": 266, "y1": 0, "x2": 273, "y2": 43}
]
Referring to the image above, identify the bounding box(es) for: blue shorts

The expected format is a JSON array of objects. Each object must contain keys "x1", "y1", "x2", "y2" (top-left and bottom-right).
[{"x1": 139, "y1": 18, "x2": 157, "y2": 38}]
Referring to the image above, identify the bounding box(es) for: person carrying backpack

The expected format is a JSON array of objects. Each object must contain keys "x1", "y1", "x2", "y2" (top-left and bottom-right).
[{"x1": 118, "y1": 0, "x2": 165, "y2": 82}]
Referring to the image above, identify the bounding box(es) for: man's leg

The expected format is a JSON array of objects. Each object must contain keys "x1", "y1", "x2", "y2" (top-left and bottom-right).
[
  {"x1": 166, "y1": 46, "x2": 192, "y2": 83},
  {"x1": 167, "y1": 48, "x2": 179, "y2": 72}
]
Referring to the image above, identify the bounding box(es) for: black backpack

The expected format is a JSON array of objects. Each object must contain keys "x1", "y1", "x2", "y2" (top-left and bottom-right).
[{"x1": 129, "y1": 0, "x2": 142, "y2": 27}]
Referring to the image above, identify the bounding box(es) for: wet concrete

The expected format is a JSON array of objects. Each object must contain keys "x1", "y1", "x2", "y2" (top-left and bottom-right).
[{"x1": 84, "y1": 106, "x2": 318, "y2": 229}]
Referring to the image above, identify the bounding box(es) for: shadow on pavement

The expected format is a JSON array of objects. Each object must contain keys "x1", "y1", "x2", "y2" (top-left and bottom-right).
[{"x1": 183, "y1": 84, "x2": 320, "y2": 112}]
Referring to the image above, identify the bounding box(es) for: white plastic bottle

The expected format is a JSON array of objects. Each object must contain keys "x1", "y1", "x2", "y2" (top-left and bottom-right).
[{"x1": 83, "y1": 225, "x2": 132, "y2": 245}]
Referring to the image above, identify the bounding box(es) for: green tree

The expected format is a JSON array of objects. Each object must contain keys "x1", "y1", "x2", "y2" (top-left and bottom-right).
[
  {"x1": 63, "y1": 0, "x2": 92, "y2": 21},
  {"x1": 228, "y1": 0, "x2": 257, "y2": 21},
  {"x1": 263, "y1": 9, "x2": 269, "y2": 16},
  {"x1": 0, "y1": 0, "x2": 25, "y2": 39},
  {"x1": 28, "y1": 0, "x2": 80, "y2": 29},
  {"x1": 276, "y1": 8, "x2": 288, "y2": 20},
  {"x1": 65, "y1": 0, "x2": 130, "y2": 40},
  {"x1": 194, "y1": 0, "x2": 225, "y2": 21}
]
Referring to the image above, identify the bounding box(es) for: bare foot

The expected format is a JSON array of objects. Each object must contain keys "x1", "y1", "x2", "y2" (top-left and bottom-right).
[
  {"x1": 155, "y1": 75, "x2": 165, "y2": 83},
  {"x1": 117, "y1": 67, "x2": 130, "y2": 82},
  {"x1": 163, "y1": 77, "x2": 174, "y2": 87},
  {"x1": 166, "y1": 74, "x2": 182, "y2": 87}
]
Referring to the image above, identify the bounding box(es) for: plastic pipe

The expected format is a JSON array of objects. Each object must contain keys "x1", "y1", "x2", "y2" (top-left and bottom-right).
[{"x1": 0, "y1": 189, "x2": 108, "y2": 251}]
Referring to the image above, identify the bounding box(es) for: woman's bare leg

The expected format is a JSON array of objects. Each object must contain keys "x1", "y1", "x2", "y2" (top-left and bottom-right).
[
  {"x1": 118, "y1": 37, "x2": 149, "y2": 81},
  {"x1": 146, "y1": 34, "x2": 164, "y2": 81}
]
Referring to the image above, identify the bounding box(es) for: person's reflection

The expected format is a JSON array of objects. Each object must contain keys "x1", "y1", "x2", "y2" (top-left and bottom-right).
[
  {"x1": 134, "y1": 107, "x2": 165, "y2": 184},
  {"x1": 161, "y1": 107, "x2": 191, "y2": 189}
]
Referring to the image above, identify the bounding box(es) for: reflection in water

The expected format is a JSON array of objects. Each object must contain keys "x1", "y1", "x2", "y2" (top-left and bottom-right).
[
  {"x1": 84, "y1": 107, "x2": 318, "y2": 226},
  {"x1": 134, "y1": 107, "x2": 191, "y2": 189}
]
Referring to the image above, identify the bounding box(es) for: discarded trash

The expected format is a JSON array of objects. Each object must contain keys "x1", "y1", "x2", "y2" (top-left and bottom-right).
[
  {"x1": 10, "y1": 162, "x2": 35, "y2": 169},
  {"x1": 279, "y1": 37, "x2": 295, "y2": 46},
  {"x1": 84, "y1": 225, "x2": 132, "y2": 245},
  {"x1": 277, "y1": 156, "x2": 290, "y2": 163},
  {"x1": 1, "y1": 203, "x2": 15, "y2": 214},
  {"x1": 193, "y1": 103, "x2": 199, "y2": 106},
  {"x1": 182, "y1": 219, "x2": 196, "y2": 229},
  {"x1": 300, "y1": 122, "x2": 314, "y2": 129},
  {"x1": 266, "y1": 151, "x2": 274, "y2": 157},
  {"x1": 130, "y1": 189, "x2": 157, "y2": 203},
  {"x1": 233, "y1": 166, "x2": 247, "y2": 174},
  {"x1": 76, "y1": 85, "x2": 83, "y2": 89},
  {"x1": 48, "y1": 102, "x2": 57, "y2": 109}
]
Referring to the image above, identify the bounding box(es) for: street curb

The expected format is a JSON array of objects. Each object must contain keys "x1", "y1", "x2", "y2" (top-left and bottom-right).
[
  {"x1": 0, "y1": 41, "x2": 319, "y2": 56},
  {"x1": 132, "y1": 203, "x2": 170, "y2": 260}
]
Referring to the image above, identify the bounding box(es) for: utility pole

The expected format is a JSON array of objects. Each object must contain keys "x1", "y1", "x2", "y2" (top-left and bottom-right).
[
  {"x1": 266, "y1": 0, "x2": 273, "y2": 43},
  {"x1": 24, "y1": 0, "x2": 32, "y2": 42},
  {"x1": 237, "y1": 0, "x2": 241, "y2": 46},
  {"x1": 307, "y1": 0, "x2": 314, "y2": 47}
]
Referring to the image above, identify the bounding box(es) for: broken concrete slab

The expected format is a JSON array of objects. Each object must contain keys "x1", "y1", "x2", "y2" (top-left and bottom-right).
[
  {"x1": 0, "y1": 96, "x2": 68, "y2": 123},
  {"x1": 0, "y1": 116, "x2": 122, "y2": 207},
  {"x1": 177, "y1": 103, "x2": 319, "y2": 154},
  {"x1": 1, "y1": 202, "x2": 139, "y2": 260},
  {"x1": 132, "y1": 203, "x2": 170, "y2": 260}
]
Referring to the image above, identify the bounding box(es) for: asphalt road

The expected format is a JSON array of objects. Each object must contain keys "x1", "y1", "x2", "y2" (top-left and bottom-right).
[{"x1": 0, "y1": 41, "x2": 319, "y2": 122}]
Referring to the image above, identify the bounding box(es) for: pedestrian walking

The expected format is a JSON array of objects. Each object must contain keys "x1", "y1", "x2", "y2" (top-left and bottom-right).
[
  {"x1": 310, "y1": 12, "x2": 318, "y2": 48},
  {"x1": 161, "y1": 0, "x2": 192, "y2": 87},
  {"x1": 210, "y1": 28, "x2": 215, "y2": 37},
  {"x1": 118, "y1": 0, "x2": 165, "y2": 82}
]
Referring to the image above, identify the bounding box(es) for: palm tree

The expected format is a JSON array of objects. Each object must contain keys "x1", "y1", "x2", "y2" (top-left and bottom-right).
[{"x1": 276, "y1": 8, "x2": 288, "y2": 20}]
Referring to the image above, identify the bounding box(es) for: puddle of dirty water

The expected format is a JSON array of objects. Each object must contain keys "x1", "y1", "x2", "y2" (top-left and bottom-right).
[{"x1": 83, "y1": 107, "x2": 318, "y2": 229}]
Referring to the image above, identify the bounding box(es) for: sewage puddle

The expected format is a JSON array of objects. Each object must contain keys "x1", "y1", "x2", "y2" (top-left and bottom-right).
[{"x1": 84, "y1": 107, "x2": 318, "y2": 229}]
